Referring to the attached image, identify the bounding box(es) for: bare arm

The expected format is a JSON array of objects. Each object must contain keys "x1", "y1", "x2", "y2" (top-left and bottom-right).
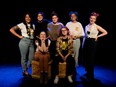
[
  {"x1": 9, "y1": 26, "x2": 23, "y2": 39},
  {"x1": 43, "y1": 41, "x2": 48, "y2": 52},
  {"x1": 43, "y1": 39, "x2": 51, "y2": 52},
  {"x1": 96, "y1": 25, "x2": 108, "y2": 41},
  {"x1": 97, "y1": 25, "x2": 108, "y2": 38},
  {"x1": 38, "y1": 46, "x2": 44, "y2": 52},
  {"x1": 38, "y1": 39, "x2": 49, "y2": 52}
]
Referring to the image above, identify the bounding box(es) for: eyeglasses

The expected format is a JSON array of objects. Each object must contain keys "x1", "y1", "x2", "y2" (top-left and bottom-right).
[{"x1": 61, "y1": 30, "x2": 67, "y2": 31}]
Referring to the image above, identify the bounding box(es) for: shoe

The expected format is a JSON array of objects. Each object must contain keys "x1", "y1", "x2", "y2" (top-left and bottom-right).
[
  {"x1": 54, "y1": 76, "x2": 59, "y2": 84},
  {"x1": 68, "y1": 75, "x2": 73, "y2": 83},
  {"x1": 22, "y1": 71, "x2": 29, "y2": 77}
]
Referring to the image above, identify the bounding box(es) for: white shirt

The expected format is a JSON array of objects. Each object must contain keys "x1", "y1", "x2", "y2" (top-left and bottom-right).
[
  {"x1": 85, "y1": 23, "x2": 99, "y2": 38},
  {"x1": 66, "y1": 21, "x2": 85, "y2": 37},
  {"x1": 35, "y1": 39, "x2": 51, "y2": 52},
  {"x1": 17, "y1": 23, "x2": 35, "y2": 38}
]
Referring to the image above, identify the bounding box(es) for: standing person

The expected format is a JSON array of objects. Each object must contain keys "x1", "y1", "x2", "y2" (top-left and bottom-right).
[
  {"x1": 34, "y1": 11, "x2": 50, "y2": 37},
  {"x1": 47, "y1": 11, "x2": 64, "y2": 76},
  {"x1": 66, "y1": 11, "x2": 85, "y2": 69},
  {"x1": 53, "y1": 26, "x2": 75, "y2": 84},
  {"x1": 34, "y1": 31, "x2": 51, "y2": 84},
  {"x1": 82, "y1": 12, "x2": 108, "y2": 81},
  {"x1": 9, "y1": 13, "x2": 35, "y2": 77}
]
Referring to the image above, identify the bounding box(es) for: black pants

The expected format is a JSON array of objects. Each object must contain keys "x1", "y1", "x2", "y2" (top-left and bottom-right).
[
  {"x1": 83, "y1": 38, "x2": 97, "y2": 79},
  {"x1": 53, "y1": 55, "x2": 75, "y2": 76},
  {"x1": 49, "y1": 41, "x2": 57, "y2": 77},
  {"x1": 49, "y1": 41, "x2": 57, "y2": 60}
]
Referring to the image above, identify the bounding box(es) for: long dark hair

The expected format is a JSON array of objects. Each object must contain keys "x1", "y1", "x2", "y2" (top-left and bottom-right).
[{"x1": 23, "y1": 12, "x2": 34, "y2": 36}]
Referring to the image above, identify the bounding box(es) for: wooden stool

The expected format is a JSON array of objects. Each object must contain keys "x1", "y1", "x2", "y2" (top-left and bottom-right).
[
  {"x1": 58, "y1": 62, "x2": 66, "y2": 78},
  {"x1": 31, "y1": 60, "x2": 52, "y2": 79}
]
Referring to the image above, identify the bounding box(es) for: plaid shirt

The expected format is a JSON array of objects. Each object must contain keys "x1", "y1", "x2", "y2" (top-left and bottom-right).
[{"x1": 56, "y1": 36, "x2": 74, "y2": 56}]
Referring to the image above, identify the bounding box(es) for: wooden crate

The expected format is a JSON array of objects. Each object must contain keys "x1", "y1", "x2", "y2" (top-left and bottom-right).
[
  {"x1": 58, "y1": 62, "x2": 66, "y2": 78},
  {"x1": 31, "y1": 60, "x2": 51, "y2": 79}
]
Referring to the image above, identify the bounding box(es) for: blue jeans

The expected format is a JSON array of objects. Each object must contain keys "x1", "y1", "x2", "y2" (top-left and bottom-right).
[{"x1": 19, "y1": 37, "x2": 34, "y2": 72}]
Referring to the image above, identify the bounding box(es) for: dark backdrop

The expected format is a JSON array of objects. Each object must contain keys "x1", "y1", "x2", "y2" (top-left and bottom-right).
[{"x1": 0, "y1": 0, "x2": 114, "y2": 68}]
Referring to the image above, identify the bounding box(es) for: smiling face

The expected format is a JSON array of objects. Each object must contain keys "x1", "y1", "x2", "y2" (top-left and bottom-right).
[
  {"x1": 90, "y1": 15, "x2": 97, "y2": 24},
  {"x1": 70, "y1": 13, "x2": 77, "y2": 21},
  {"x1": 61, "y1": 27, "x2": 68, "y2": 36},
  {"x1": 25, "y1": 14, "x2": 31, "y2": 23},
  {"x1": 39, "y1": 31, "x2": 46, "y2": 39},
  {"x1": 37, "y1": 13, "x2": 43, "y2": 21}
]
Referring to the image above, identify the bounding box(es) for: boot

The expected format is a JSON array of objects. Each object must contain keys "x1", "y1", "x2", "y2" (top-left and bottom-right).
[{"x1": 22, "y1": 71, "x2": 29, "y2": 78}]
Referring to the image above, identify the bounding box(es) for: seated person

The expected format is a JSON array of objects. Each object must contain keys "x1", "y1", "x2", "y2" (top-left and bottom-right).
[
  {"x1": 34, "y1": 31, "x2": 51, "y2": 84},
  {"x1": 53, "y1": 26, "x2": 75, "y2": 84}
]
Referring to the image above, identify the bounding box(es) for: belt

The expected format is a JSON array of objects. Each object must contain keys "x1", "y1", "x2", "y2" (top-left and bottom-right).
[
  {"x1": 23, "y1": 37, "x2": 34, "y2": 40},
  {"x1": 86, "y1": 37, "x2": 95, "y2": 40}
]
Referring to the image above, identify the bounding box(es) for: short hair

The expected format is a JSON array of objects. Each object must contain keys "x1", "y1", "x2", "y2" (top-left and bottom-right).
[
  {"x1": 51, "y1": 11, "x2": 58, "y2": 17},
  {"x1": 69, "y1": 11, "x2": 78, "y2": 20},
  {"x1": 69, "y1": 11, "x2": 78, "y2": 17},
  {"x1": 37, "y1": 11, "x2": 45, "y2": 17}
]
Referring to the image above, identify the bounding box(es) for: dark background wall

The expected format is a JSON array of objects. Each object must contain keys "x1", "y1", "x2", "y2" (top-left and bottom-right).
[{"x1": 0, "y1": 0, "x2": 114, "y2": 68}]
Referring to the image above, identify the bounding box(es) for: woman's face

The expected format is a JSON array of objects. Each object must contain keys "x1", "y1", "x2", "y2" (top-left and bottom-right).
[
  {"x1": 52, "y1": 15, "x2": 58, "y2": 23},
  {"x1": 37, "y1": 13, "x2": 43, "y2": 21},
  {"x1": 25, "y1": 14, "x2": 31, "y2": 23},
  {"x1": 90, "y1": 15, "x2": 97, "y2": 24},
  {"x1": 61, "y1": 28, "x2": 68, "y2": 36},
  {"x1": 40, "y1": 32, "x2": 46, "y2": 39},
  {"x1": 70, "y1": 13, "x2": 77, "y2": 21}
]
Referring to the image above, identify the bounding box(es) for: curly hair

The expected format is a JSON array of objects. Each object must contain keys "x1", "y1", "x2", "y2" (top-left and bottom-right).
[{"x1": 90, "y1": 12, "x2": 99, "y2": 18}]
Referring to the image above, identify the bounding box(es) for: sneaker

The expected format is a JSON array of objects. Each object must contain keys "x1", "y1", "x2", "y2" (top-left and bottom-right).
[
  {"x1": 54, "y1": 76, "x2": 59, "y2": 84},
  {"x1": 68, "y1": 75, "x2": 73, "y2": 83}
]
